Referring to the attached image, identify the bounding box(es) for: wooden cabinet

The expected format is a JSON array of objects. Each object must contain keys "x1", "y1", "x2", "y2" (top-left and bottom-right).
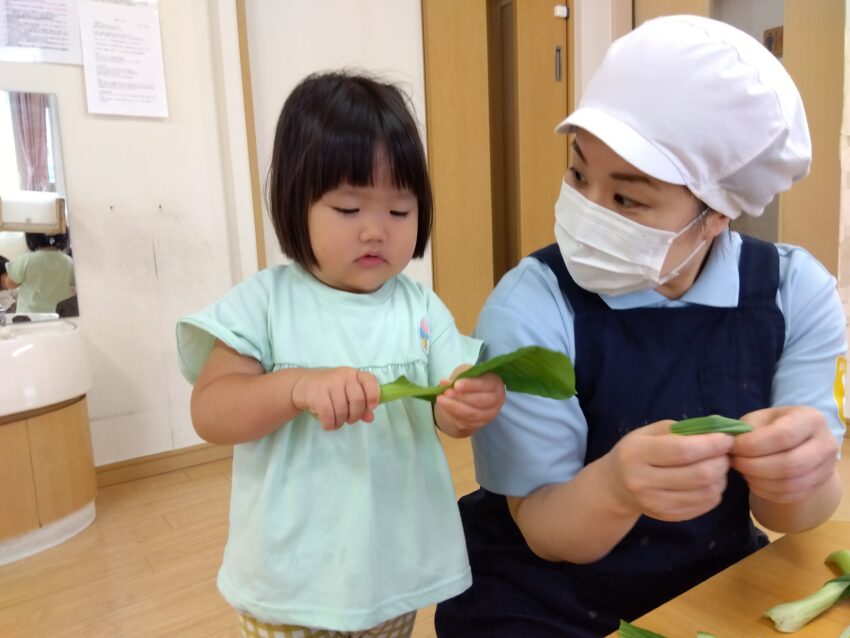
[{"x1": 0, "y1": 397, "x2": 96, "y2": 541}]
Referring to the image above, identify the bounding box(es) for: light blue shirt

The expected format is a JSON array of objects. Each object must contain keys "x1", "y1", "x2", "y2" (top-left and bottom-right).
[
  {"x1": 177, "y1": 264, "x2": 481, "y2": 630},
  {"x1": 473, "y1": 230, "x2": 847, "y2": 497}
]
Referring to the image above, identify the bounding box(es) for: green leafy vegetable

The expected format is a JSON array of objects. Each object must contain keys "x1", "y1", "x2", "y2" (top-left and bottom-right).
[
  {"x1": 378, "y1": 345, "x2": 575, "y2": 405},
  {"x1": 695, "y1": 633, "x2": 717, "y2": 638},
  {"x1": 670, "y1": 415, "x2": 752, "y2": 436},
  {"x1": 618, "y1": 620, "x2": 667, "y2": 638},
  {"x1": 763, "y1": 549, "x2": 850, "y2": 632}
]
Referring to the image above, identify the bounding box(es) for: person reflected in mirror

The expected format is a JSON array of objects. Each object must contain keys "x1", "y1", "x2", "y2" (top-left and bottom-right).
[
  {"x1": 0, "y1": 255, "x2": 16, "y2": 312},
  {"x1": 176, "y1": 71, "x2": 505, "y2": 638},
  {"x1": 435, "y1": 15, "x2": 846, "y2": 638},
  {"x1": 1, "y1": 232, "x2": 75, "y2": 314}
]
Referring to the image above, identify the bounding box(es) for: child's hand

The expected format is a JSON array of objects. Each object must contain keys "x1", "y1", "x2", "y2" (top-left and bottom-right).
[
  {"x1": 729, "y1": 406, "x2": 839, "y2": 504},
  {"x1": 291, "y1": 367, "x2": 380, "y2": 431},
  {"x1": 603, "y1": 420, "x2": 735, "y2": 522},
  {"x1": 434, "y1": 365, "x2": 506, "y2": 438}
]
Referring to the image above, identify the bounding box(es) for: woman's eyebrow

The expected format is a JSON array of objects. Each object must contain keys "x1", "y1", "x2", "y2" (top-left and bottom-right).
[
  {"x1": 571, "y1": 140, "x2": 587, "y2": 163},
  {"x1": 610, "y1": 172, "x2": 658, "y2": 188}
]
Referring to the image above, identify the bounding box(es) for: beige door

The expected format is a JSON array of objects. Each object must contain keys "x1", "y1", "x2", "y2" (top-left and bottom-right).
[
  {"x1": 423, "y1": 0, "x2": 572, "y2": 332},
  {"x1": 633, "y1": 0, "x2": 711, "y2": 25}
]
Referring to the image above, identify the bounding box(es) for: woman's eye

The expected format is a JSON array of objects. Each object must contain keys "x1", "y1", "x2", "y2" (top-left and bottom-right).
[
  {"x1": 390, "y1": 210, "x2": 410, "y2": 218},
  {"x1": 568, "y1": 167, "x2": 586, "y2": 184},
  {"x1": 613, "y1": 194, "x2": 643, "y2": 209},
  {"x1": 333, "y1": 207, "x2": 359, "y2": 214}
]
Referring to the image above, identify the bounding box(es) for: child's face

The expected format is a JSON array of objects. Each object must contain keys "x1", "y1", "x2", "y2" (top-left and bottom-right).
[{"x1": 308, "y1": 156, "x2": 418, "y2": 294}]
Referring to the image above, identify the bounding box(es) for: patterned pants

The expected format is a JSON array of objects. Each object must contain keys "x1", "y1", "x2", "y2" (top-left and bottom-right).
[{"x1": 237, "y1": 611, "x2": 417, "y2": 638}]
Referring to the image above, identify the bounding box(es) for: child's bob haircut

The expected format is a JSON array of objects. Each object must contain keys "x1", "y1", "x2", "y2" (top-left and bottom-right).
[{"x1": 268, "y1": 71, "x2": 433, "y2": 268}]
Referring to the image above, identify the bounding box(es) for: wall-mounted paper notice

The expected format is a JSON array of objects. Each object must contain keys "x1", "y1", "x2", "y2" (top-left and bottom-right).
[
  {"x1": 78, "y1": 0, "x2": 167, "y2": 118},
  {"x1": 0, "y1": 0, "x2": 82, "y2": 64}
]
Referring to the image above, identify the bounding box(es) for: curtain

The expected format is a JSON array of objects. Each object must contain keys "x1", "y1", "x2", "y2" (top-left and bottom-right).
[{"x1": 9, "y1": 92, "x2": 51, "y2": 192}]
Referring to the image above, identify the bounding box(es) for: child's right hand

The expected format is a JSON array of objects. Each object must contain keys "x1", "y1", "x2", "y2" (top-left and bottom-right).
[
  {"x1": 603, "y1": 419, "x2": 735, "y2": 522},
  {"x1": 290, "y1": 367, "x2": 380, "y2": 431}
]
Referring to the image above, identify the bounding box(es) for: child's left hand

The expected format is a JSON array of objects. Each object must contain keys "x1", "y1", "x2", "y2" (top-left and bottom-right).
[{"x1": 433, "y1": 365, "x2": 506, "y2": 438}]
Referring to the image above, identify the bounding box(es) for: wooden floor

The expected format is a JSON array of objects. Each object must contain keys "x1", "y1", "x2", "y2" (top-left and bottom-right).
[{"x1": 2, "y1": 434, "x2": 850, "y2": 637}]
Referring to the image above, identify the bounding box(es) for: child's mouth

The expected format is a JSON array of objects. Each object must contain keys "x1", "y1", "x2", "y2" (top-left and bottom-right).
[{"x1": 356, "y1": 254, "x2": 385, "y2": 267}]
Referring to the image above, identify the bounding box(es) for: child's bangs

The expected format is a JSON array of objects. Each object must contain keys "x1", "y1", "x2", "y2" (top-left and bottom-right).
[{"x1": 313, "y1": 118, "x2": 425, "y2": 196}]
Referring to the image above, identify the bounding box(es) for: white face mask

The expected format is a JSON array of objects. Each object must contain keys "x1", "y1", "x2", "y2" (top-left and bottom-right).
[{"x1": 554, "y1": 181, "x2": 706, "y2": 296}]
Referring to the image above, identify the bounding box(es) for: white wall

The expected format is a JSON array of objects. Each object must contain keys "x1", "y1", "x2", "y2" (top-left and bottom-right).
[
  {"x1": 245, "y1": 0, "x2": 432, "y2": 287},
  {"x1": 0, "y1": 2, "x2": 250, "y2": 464}
]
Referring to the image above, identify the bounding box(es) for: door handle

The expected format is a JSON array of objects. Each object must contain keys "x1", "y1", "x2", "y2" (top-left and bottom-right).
[{"x1": 555, "y1": 45, "x2": 562, "y2": 81}]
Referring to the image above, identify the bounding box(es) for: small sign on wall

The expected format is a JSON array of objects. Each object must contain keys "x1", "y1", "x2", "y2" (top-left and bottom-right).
[{"x1": 763, "y1": 25, "x2": 783, "y2": 58}]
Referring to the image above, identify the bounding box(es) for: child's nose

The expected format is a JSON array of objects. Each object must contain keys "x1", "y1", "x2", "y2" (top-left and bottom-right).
[{"x1": 360, "y1": 217, "x2": 387, "y2": 242}]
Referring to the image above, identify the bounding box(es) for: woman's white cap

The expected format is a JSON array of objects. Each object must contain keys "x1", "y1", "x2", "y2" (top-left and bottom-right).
[{"x1": 556, "y1": 15, "x2": 811, "y2": 219}]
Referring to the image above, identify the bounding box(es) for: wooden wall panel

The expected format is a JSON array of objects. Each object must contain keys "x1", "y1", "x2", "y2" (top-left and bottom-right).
[
  {"x1": 422, "y1": 0, "x2": 496, "y2": 334},
  {"x1": 780, "y1": 0, "x2": 843, "y2": 274}
]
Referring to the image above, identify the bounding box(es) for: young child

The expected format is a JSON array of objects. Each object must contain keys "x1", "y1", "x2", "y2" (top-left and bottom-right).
[
  {"x1": 176, "y1": 71, "x2": 505, "y2": 637},
  {"x1": 2, "y1": 232, "x2": 74, "y2": 313}
]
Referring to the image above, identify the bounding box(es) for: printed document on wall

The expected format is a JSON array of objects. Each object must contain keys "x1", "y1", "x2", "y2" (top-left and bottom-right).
[
  {"x1": 78, "y1": 0, "x2": 167, "y2": 117},
  {"x1": 0, "y1": 0, "x2": 82, "y2": 64}
]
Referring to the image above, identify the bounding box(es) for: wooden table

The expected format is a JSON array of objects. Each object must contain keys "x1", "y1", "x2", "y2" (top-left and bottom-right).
[{"x1": 606, "y1": 520, "x2": 850, "y2": 637}]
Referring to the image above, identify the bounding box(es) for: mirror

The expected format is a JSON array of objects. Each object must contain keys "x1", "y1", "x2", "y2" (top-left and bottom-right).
[{"x1": 0, "y1": 90, "x2": 78, "y2": 319}]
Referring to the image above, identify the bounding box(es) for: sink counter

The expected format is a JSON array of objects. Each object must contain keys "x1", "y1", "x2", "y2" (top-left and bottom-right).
[
  {"x1": 0, "y1": 318, "x2": 90, "y2": 418},
  {"x1": 0, "y1": 318, "x2": 96, "y2": 565}
]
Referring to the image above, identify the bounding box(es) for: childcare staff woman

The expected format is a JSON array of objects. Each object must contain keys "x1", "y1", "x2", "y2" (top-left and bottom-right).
[{"x1": 435, "y1": 15, "x2": 847, "y2": 638}]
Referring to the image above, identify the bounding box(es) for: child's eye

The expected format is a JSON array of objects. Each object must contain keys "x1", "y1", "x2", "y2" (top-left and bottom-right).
[
  {"x1": 390, "y1": 210, "x2": 410, "y2": 218},
  {"x1": 333, "y1": 207, "x2": 359, "y2": 215},
  {"x1": 613, "y1": 194, "x2": 644, "y2": 209}
]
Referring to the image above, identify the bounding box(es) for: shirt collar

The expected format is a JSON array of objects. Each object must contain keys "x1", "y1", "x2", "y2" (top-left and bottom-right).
[{"x1": 601, "y1": 228, "x2": 740, "y2": 309}]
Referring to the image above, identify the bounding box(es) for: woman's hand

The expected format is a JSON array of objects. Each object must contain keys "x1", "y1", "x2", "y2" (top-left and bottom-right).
[
  {"x1": 730, "y1": 406, "x2": 839, "y2": 504},
  {"x1": 434, "y1": 365, "x2": 506, "y2": 438},
  {"x1": 291, "y1": 367, "x2": 381, "y2": 431},
  {"x1": 603, "y1": 420, "x2": 735, "y2": 522}
]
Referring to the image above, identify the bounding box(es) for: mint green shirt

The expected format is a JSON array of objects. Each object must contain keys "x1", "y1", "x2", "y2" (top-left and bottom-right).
[
  {"x1": 176, "y1": 264, "x2": 481, "y2": 631},
  {"x1": 6, "y1": 249, "x2": 75, "y2": 313}
]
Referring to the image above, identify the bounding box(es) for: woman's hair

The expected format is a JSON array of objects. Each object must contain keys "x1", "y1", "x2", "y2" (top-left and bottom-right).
[
  {"x1": 25, "y1": 232, "x2": 70, "y2": 252},
  {"x1": 267, "y1": 71, "x2": 433, "y2": 267}
]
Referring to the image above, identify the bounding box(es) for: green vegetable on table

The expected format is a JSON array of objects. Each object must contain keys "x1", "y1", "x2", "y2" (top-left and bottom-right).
[
  {"x1": 669, "y1": 414, "x2": 752, "y2": 436},
  {"x1": 618, "y1": 620, "x2": 668, "y2": 637},
  {"x1": 378, "y1": 345, "x2": 575, "y2": 404},
  {"x1": 617, "y1": 620, "x2": 716, "y2": 638},
  {"x1": 763, "y1": 549, "x2": 850, "y2": 632}
]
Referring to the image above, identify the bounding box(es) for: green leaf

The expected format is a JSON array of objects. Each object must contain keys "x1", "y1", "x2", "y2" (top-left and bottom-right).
[
  {"x1": 378, "y1": 345, "x2": 575, "y2": 405},
  {"x1": 670, "y1": 415, "x2": 752, "y2": 436},
  {"x1": 376, "y1": 375, "x2": 445, "y2": 404},
  {"x1": 618, "y1": 620, "x2": 667, "y2": 638}
]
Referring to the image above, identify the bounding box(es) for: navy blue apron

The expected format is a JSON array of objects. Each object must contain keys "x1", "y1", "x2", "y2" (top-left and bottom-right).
[{"x1": 435, "y1": 236, "x2": 785, "y2": 637}]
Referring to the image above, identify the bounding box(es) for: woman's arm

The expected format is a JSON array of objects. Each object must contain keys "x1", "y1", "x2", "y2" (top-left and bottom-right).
[
  {"x1": 733, "y1": 249, "x2": 847, "y2": 532},
  {"x1": 508, "y1": 421, "x2": 735, "y2": 563},
  {"x1": 732, "y1": 406, "x2": 841, "y2": 532},
  {"x1": 191, "y1": 339, "x2": 379, "y2": 444}
]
